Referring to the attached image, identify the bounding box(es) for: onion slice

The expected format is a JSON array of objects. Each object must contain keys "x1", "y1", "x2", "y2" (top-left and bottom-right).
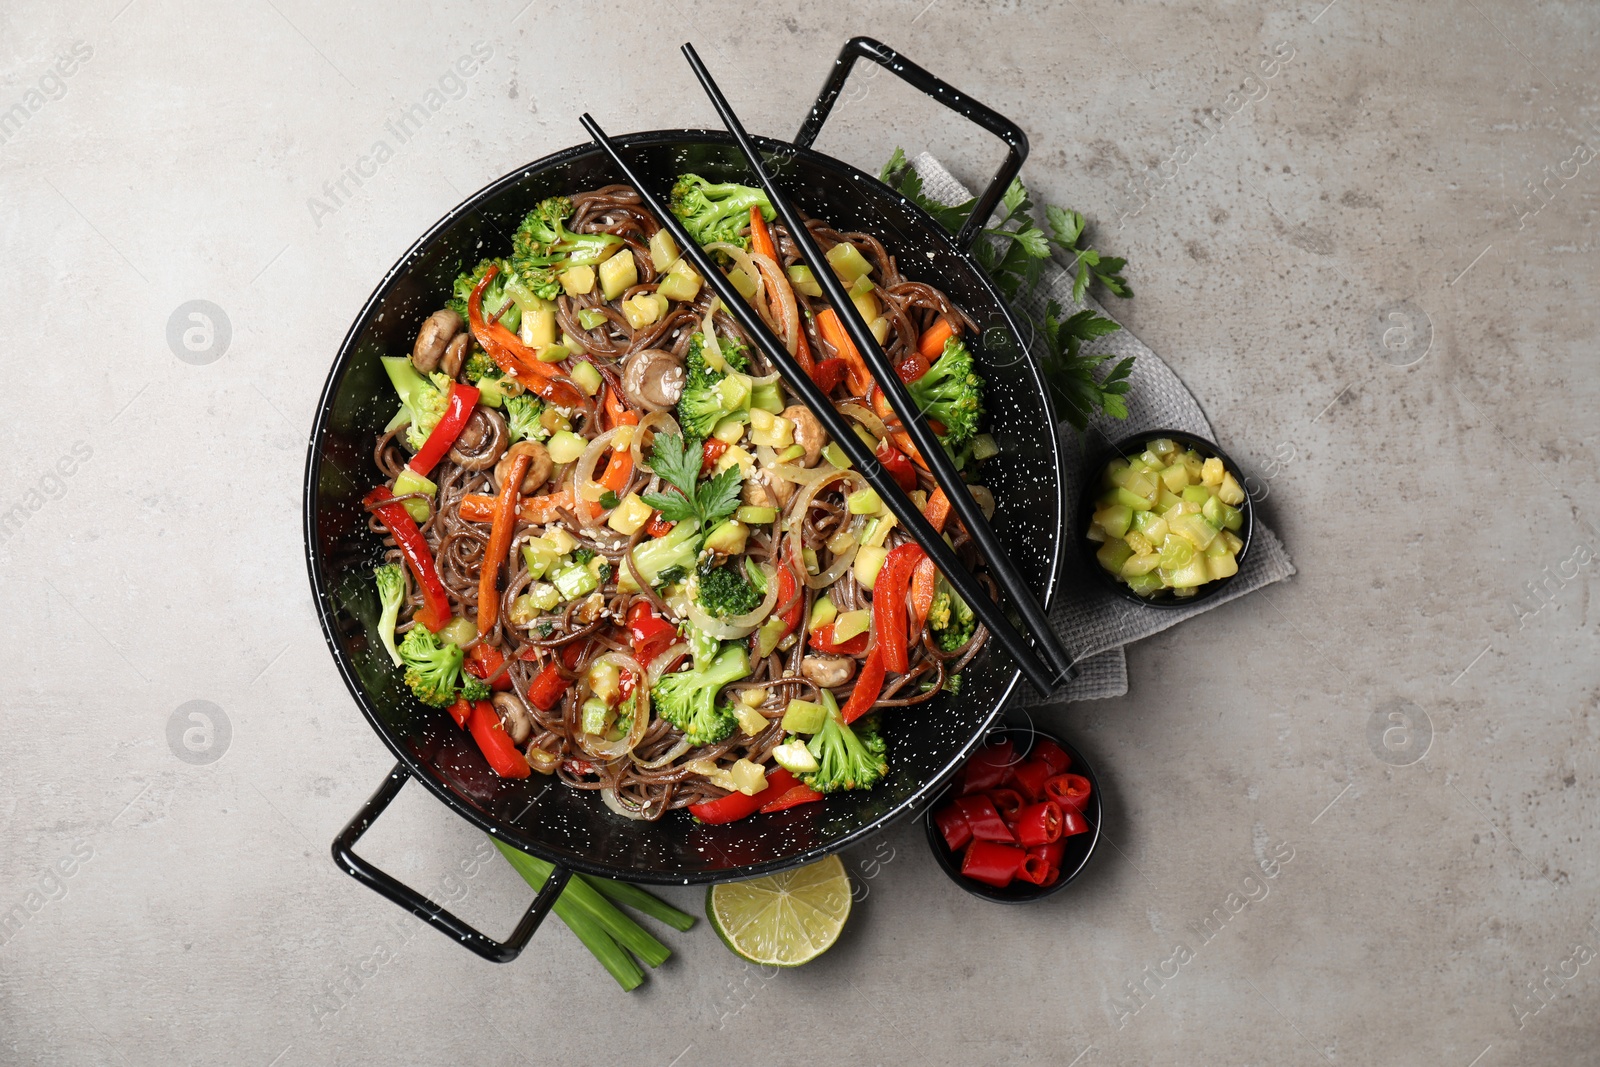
[
  {"x1": 575, "y1": 651, "x2": 650, "y2": 760},
  {"x1": 600, "y1": 788, "x2": 651, "y2": 821},
  {"x1": 646, "y1": 641, "x2": 689, "y2": 683},
  {"x1": 630, "y1": 409, "x2": 682, "y2": 475},
  {"x1": 837, "y1": 401, "x2": 888, "y2": 443},
  {"x1": 684, "y1": 562, "x2": 779, "y2": 638},
  {"x1": 572, "y1": 427, "x2": 621, "y2": 527},
  {"x1": 630, "y1": 737, "x2": 691, "y2": 770}
]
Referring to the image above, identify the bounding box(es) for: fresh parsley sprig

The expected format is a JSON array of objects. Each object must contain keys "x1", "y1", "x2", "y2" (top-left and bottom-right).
[
  {"x1": 881, "y1": 148, "x2": 1134, "y2": 430},
  {"x1": 640, "y1": 433, "x2": 742, "y2": 529}
]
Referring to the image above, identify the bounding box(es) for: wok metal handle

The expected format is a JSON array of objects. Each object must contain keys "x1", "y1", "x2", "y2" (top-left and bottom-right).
[
  {"x1": 331, "y1": 762, "x2": 570, "y2": 964},
  {"x1": 793, "y1": 35, "x2": 1029, "y2": 251}
]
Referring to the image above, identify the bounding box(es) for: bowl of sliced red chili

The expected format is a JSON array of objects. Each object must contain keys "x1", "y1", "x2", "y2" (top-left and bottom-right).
[{"x1": 924, "y1": 728, "x2": 1101, "y2": 902}]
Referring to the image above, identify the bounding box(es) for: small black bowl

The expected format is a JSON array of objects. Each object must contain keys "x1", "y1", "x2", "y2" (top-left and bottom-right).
[
  {"x1": 924, "y1": 727, "x2": 1102, "y2": 903},
  {"x1": 1078, "y1": 428, "x2": 1254, "y2": 609}
]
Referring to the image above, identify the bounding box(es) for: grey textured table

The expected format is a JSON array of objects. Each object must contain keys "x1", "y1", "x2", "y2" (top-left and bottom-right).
[{"x1": 3, "y1": 2, "x2": 1596, "y2": 1064}]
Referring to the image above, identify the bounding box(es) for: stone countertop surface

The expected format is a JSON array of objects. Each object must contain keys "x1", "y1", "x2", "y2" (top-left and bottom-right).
[{"x1": 2, "y1": 1, "x2": 1596, "y2": 1064}]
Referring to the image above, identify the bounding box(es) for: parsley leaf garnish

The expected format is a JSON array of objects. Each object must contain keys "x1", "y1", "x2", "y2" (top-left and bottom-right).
[
  {"x1": 640, "y1": 433, "x2": 743, "y2": 529},
  {"x1": 881, "y1": 149, "x2": 1135, "y2": 431}
]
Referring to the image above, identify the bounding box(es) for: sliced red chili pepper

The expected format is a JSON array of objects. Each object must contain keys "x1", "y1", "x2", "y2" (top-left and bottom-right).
[
  {"x1": 1060, "y1": 806, "x2": 1090, "y2": 838},
  {"x1": 446, "y1": 697, "x2": 472, "y2": 730},
  {"x1": 872, "y1": 543, "x2": 925, "y2": 675},
  {"x1": 465, "y1": 644, "x2": 513, "y2": 692},
  {"x1": 840, "y1": 643, "x2": 885, "y2": 724},
  {"x1": 953, "y1": 794, "x2": 1013, "y2": 842},
  {"x1": 1044, "y1": 773, "x2": 1093, "y2": 813},
  {"x1": 526, "y1": 662, "x2": 570, "y2": 712},
  {"x1": 808, "y1": 622, "x2": 868, "y2": 657},
  {"x1": 1014, "y1": 800, "x2": 1063, "y2": 847},
  {"x1": 1010, "y1": 758, "x2": 1054, "y2": 801},
  {"x1": 467, "y1": 265, "x2": 585, "y2": 408},
  {"x1": 958, "y1": 738, "x2": 1015, "y2": 794},
  {"x1": 873, "y1": 438, "x2": 918, "y2": 494},
  {"x1": 407, "y1": 382, "x2": 480, "y2": 477},
  {"x1": 933, "y1": 804, "x2": 972, "y2": 851},
  {"x1": 689, "y1": 768, "x2": 799, "y2": 825},
  {"x1": 626, "y1": 601, "x2": 679, "y2": 666},
  {"x1": 758, "y1": 782, "x2": 824, "y2": 814},
  {"x1": 1015, "y1": 852, "x2": 1053, "y2": 886},
  {"x1": 466, "y1": 700, "x2": 530, "y2": 779},
  {"x1": 1027, "y1": 840, "x2": 1067, "y2": 869},
  {"x1": 987, "y1": 787, "x2": 1025, "y2": 824},
  {"x1": 363, "y1": 486, "x2": 452, "y2": 632},
  {"x1": 1030, "y1": 739, "x2": 1072, "y2": 775},
  {"x1": 960, "y1": 838, "x2": 1026, "y2": 888}
]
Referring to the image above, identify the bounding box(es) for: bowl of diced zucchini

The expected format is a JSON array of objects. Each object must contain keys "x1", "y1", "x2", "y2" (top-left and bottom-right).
[{"x1": 1081, "y1": 430, "x2": 1252, "y2": 606}]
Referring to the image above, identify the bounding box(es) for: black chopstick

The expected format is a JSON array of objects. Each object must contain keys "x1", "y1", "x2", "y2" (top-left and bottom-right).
[
  {"x1": 677, "y1": 43, "x2": 1077, "y2": 687},
  {"x1": 578, "y1": 115, "x2": 1065, "y2": 697}
]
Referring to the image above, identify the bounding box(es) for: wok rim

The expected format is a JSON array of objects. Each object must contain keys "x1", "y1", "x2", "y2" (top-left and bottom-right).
[{"x1": 304, "y1": 128, "x2": 1069, "y2": 884}]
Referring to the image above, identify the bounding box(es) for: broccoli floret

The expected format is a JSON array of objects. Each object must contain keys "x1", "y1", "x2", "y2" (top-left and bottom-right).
[
  {"x1": 448, "y1": 258, "x2": 524, "y2": 334},
  {"x1": 461, "y1": 674, "x2": 490, "y2": 701},
  {"x1": 928, "y1": 577, "x2": 977, "y2": 653},
  {"x1": 652, "y1": 645, "x2": 750, "y2": 746},
  {"x1": 803, "y1": 704, "x2": 887, "y2": 793},
  {"x1": 381, "y1": 357, "x2": 455, "y2": 451},
  {"x1": 373, "y1": 565, "x2": 405, "y2": 666},
  {"x1": 685, "y1": 622, "x2": 721, "y2": 672},
  {"x1": 509, "y1": 197, "x2": 624, "y2": 299},
  {"x1": 694, "y1": 557, "x2": 761, "y2": 619},
  {"x1": 677, "y1": 333, "x2": 751, "y2": 437},
  {"x1": 626, "y1": 521, "x2": 700, "y2": 590},
  {"x1": 669, "y1": 174, "x2": 776, "y2": 250},
  {"x1": 463, "y1": 350, "x2": 502, "y2": 383},
  {"x1": 397, "y1": 626, "x2": 468, "y2": 708},
  {"x1": 503, "y1": 394, "x2": 545, "y2": 443},
  {"x1": 904, "y1": 336, "x2": 984, "y2": 448}
]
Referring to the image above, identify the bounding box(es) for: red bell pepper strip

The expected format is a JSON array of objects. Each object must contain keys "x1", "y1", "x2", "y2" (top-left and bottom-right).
[
  {"x1": 811, "y1": 357, "x2": 847, "y2": 395},
  {"x1": 1030, "y1": 739, "x2": 1072, "y2": 775},
  {"x1": 476, "y1": 452, "x2": 529, "y2": 637},
  {"x1": 446, "y1": 697, "x2": 472, "y2": 730},
  {"x1": 960, "y1": 838, "x2": 1026, "y2": 888},
  {"x1": 840, "y1": 643, "x2": 885, "y2": 724},
  {"x1": 527, "y1": 662, "x2": 570, "y2": 712},
  {"x1": 958, "y1": 738, "x2": 1015, "y2": 794},
  {"x1": 918, "y1": 318, "x2": 956, "y2": 362},
  {"x1": 953, "y1": 794, "x2": 1013, "y2": 842},
  {"x1": 896, "y1": 348, "x2": 930, "y2": 384},
  {"x1": 626, "y1": 601, "x2": 679, "y2": 666},
  {"x1": 406, "y1": 381, "x2": 480, "y2": 477},
  {"x1": 1045, "y1": 773, "x2": 1093, "y2": 813},
  {"x1": 759, "y1": 782, "x2": 824, "y2": 814},
  {"x1": 766, "y1": 560, "x2": 804, "y2": 645},
  {"x1": 988, "y1": 787, "x2": 1025, "y2": 823},
  {"x1": 467, "y1": 264, "x2": 585, "y2": 408},
  {"x1": 699, "y1": 437, "x2": 728, "y2": 477},
  {"x1": 933, "y1": 803, "x2": 972, "y2": 851},
  {"x1": 1060, "y1": 806, "x2": 1090, "y2": 838},
  {"x1": 363, "y1": 486, "x2": 451, "y2": 632},
  {"x1": 816, "y1": 308, "x2": 873, "y2": 396},
  {"x1": 809, "y1": 622, "x2": 868, "y2": 657},
  {"x1": 873, "y1": 543, "x2": 925, "y2": 674},
  {"x1": 1014, "y1": 800, "x2": 1064, "y2": 847},
  {"x1": 645, "y1": 511, "x2": 674, "y2": 537},
  {"x1": 1010, "y1": 758, "x2": 1054, "y2": 802},
  {"x1": 874, "y1": 438, "x2": 918, "y2": 494},
  {"x1": 1015, "y1": 852, "x2": 1053, "y2": 886},
  {"x1": 465, "y1": 643, "x2": 513, "y2": 692},
  {"x1": 689, "y1": 768, "x2": 799, "y2": 825},
  {"x1": 909, "y1": 556, "x2": 938, "y2": 637},
  {"x1": 466, "y1": 699, "x2": 531, "y2": 779},
  {"x1": 1028, "y1": 840, "x2": 1067, "y2": 869}
]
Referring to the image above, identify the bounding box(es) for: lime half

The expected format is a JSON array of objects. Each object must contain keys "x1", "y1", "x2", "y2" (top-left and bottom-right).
[{"x1": 706, "y1": 855, "x2": 852, "y2": 967}]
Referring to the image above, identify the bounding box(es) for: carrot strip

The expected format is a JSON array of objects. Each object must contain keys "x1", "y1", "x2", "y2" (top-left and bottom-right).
[
  {"x1": 816, "y1": 308, "x2": 874, "y2": 396},
  {"x1": 583, "y1": 416, "x2": 638, "y2": 520},
  {"x1": 458, "y1": 490, "x2": 573, "y2": 525},
  {"x1": 749, "y1": 205, "x2": 778, "y2": 260},
  {"x1": 477, "y1": 454, "x2": 530, "y2": 636},
  {"x1": 918, "y1": 318, "x2": 956, "y2": 362},
  {"x1": 923, "y1": 486, "x2": 951, "y2": 534},
  {"x1": 910, "y1": 556, "x2": 939, "y2": 636}
]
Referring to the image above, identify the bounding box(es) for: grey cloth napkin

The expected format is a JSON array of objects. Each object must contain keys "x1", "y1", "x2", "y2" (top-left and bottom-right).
[{"x1": 914, "y1": 154, "x2": 1296, "y2": 703}]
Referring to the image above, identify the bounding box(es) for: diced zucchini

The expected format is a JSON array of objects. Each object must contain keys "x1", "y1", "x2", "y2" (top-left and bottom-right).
[
  {"x1": 861, "y1": 512, "x2": 897, "y2": 548},
  {"x1": 559, "y1": 265, "x2": 595, "y2": 296},
  {"x1": 825, "y1": 242, "x2": 873, "y2": 284},
  {"x1": 1207, "y1": 552, "x2": 1240, "y2": 581},
  {"x1": 726, "y1": 267, "x2": 758, "y2": 300},
  {"x1": 1108, "y1": 461, "x2": 1158, "y2": 501},
  {"x1": 822, "y1": 442, "x2": 852, "y2": 469},
  {"x1": 832, "y1": 609, "x2": 871, "y2": 642},
  {"x1": 528, "y1": 582, "x2": 560, "y2": 611},
  {"x1": 569, "y1": 359, "x2": 602, "y2": 396},
  {"x1": 522, "y1": 536, "x2": 560, "y2": 579},
  {"x1": 750, "y1": 382, "x2": 785, "y2": 414},
  {"x1": 599, "y1": 250, "x2": 638, "y2": 301},
  {"x1": 704, "y1": 519, "x2": 750, "y2": 556},
  {"x1": 1085, "y1": 522, "x2": 1108, "y2": 544},
  {"x1": 786, "y1": 264, "x2": 823, "y2": 297},
  {"x1": 576, "y1": 307, "x2": 609, "y2": 331},
  {"x1": 737, "y1": 505, "x2": 779, "y2": 525},
  {"x1": 1125, "y1": 571, "x2": 1166, "y2": 596},
  {"x1": 772, "y1": 739, "x2": 820, "y2": 774},
  {"x1": 1201, "y1": 457, "x2": 1224, "y2": 486},
  {"x1": 1157, "y1": 533, "x2": 1195, "y2": 570},
  {"x1": 1219, "y1": 530, "x2": 1244, "y2": 554},
  {"x1": 545, "y1": 527, "x2": 578, "y2": 555},
  {"x1": 970, "y1": 433, "x2": 1000, "y2": 462},
  {"x1": 1121, "y1": 552, "x2": 1161, "y2": 577},
  {"x1": 715, "y1": 443, "x2": 754, "y2": 474},
  {"x1": 732, "y1": 702, "x2": 767, "y2": 737},
  {"x1": 551, "y1": 560, "x2": 598, "y2": 600},
  {"x1": 536, "y1": 343, "x2": 571, "y2": 364},
  {"x1": 853, "y1": 546, "x2": 888, "y2": 590},
  {"x1": 657, "y1": 259, "x2": 703, "y2": 302},
  {"x1": 808, "y1": 597, "x2": 837, "y2": 633},
  {"x1": 851, "y1": 290, "x2": 879, "y2": 326},
  {"x1": 868, "y1": 315, "x2": 891, "y2": 345},
  {"x1": 589, "y1": 660, "x2": 622, "y2": 703},
  {"x1": 1105, "y1": 486, "x2": 1155, "y2": 512},
  {"x1": 546, "y1": 430, "x2": 586, "y2": 465},
  {"x1": 755, "y1": 616, "x2": 788, "y2": 658},
  {"x1": 1169, "y1": 511, "x2": 1219, "y2": 551},
  {"x1": 1131, "y1": 510, "x2": 1168, "y2": 541},
  {"x1": 437, "y1": 616, "x2": 476, "y2": 647},
  {"x1": 580, "y1": 697, "x2": 610, "y2": 737},
  {"x1": 621, "y1": 293, "x2": 667, "y2": 329},
  {"x1": 1166, "y1": 555, "x2": 1211, "y2": 589},
  {"x1": 1155, "y1": 486, "x2": 1183, "y2": 512},
  {"x1": 718, "y1": 371, "x2": 753, "y2": 411},
  {"x1": 607, "y1": 492, "x2": 654, "y2": 535},
  {"x1": 1159, "y1": 464, "x2": 1191, "y2": 492},
  {"x1": 1218, "y1": 472, "x2": 1245, "y2": 506},
  {"x1": 1125, "y1": 529, "x2": 1154, "y2": 555},
  {"x1": 392, "y1": 468, "x2": 436, "y2": 523},
  {"x1": 847, "y1": 487, "x2": 883, "y2": 515},
  {"x1": 712, "y1": 415, "x2": 748, "y2": 444},
  {"x1": 1149, "y1": 438, "x2": 1178, "y2": 458},
  {"x1": 1095, "y1": 538, "x2": 1134, "y2": 574},
  {"x1": 781, "y1": 699, "x2": 828, "y2": 735},
  {"x1": 1182, "y1": 484, "x2": 1213, "y2": 505},
  {"x1": 1094, "y1": 503, "x2": 1133, "y2": 538},
  {"x1": 649, "y1": 229, "x2": 679, "y2": 272},
  {"x1": 521, "y1": 307, "x2": 557, "y2": 350}
]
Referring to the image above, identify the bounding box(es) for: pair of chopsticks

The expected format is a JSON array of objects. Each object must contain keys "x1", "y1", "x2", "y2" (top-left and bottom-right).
[{"x1": 578, "y1": 44, "x2": 1074, "y2": 696}]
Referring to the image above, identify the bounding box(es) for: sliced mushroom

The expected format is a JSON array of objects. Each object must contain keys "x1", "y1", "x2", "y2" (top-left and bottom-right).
[
  {"x1": 491, "y1": 440, "x2": 554, "y2": 494},
  {"x1": 492, "y1": 692, "x2": 534, "y2": 746},
  {"x1": 801, "y1": 655, "x2": 856, "y2": 689},
  {"x1": 412, "y1": 309, "x2": 464, "y2": 374},
  {"x1": 446, "y1": 406, "x2": 508, "y2": 471},
  {"x1": 440, "y1": 333, "x2": 470, "y2": 379},
  {"x1": 621, "y1": 347, "x2": 686, "y2": 411},
  {"x1": 782, "y1": 405, "x2": 825, "y2": 467},
  {"x1": 743, "y1": 467, "x2": 794, "y2": 510}
]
